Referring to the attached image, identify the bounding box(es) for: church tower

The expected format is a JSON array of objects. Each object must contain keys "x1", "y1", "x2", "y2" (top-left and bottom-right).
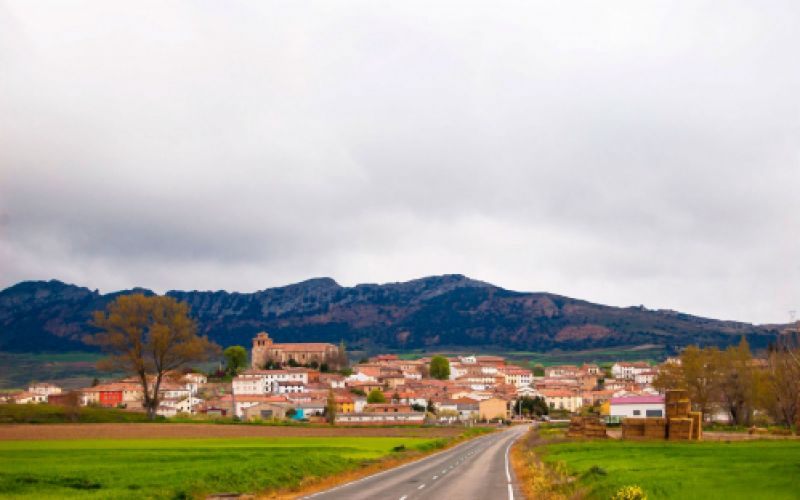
[{"x1": 251, "y1": 331, "x2": 273, "y2": 368}]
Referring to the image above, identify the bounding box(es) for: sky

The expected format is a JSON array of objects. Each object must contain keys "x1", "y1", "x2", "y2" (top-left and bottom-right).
[{"x1": 1, "y1": 1, "x2": 798, "y2": 325}]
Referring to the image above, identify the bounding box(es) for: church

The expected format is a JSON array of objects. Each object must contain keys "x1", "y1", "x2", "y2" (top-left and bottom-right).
[{"x1": 250, "y1": 331, "x2": 343, "y2": 369}]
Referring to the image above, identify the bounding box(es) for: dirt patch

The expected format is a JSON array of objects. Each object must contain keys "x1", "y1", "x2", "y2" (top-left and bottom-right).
[{"x1": 0, "y1": 423, "x2": 464, "y2": 441}]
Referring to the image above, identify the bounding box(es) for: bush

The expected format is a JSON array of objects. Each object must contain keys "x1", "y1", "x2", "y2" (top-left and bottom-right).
[{"x1": 612, "y1": 485, "x2": 647, "y2": 500}]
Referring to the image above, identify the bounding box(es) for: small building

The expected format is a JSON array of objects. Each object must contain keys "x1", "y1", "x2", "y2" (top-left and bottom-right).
[
  {"x1": 276, "y1": 381, "x2": 307, "y2": 394},
  {"x1": 334, "y1": 396, "x2": 355, "y2": 414},
  {"x1": 502, "y1": 367, "x2": 533, "y2": 388},
  {"x1": 540, "y1": 390, "x2": 583, "y2": 413},
  {"x1": 297, "y1": 400, "x2": 326, "y2": 418},
  {"x1": 28, "y1": 383, "x2": 62, "y2": 397},
  {"x1": 243, "y1": 402, "x2": 293, "y2": 421},
  {"x1": 610, "y1": 395, "x2": 665, "y2": 418},
  {"x1": 10, "y1": 391, "x2": 47, "y2": 404},
  {"x1": 479, "y1": 397, "x2": 508, "y2": 420},
  {"x1": 611, "y1": 362, "x2": 651, "y2": 381},
  {"x1": 364, "y1": 403, "x2": 413, "y2": 413}
]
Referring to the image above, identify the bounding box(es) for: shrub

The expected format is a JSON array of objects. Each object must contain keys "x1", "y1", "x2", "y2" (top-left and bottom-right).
[{"x1": 612, "y1": 485, "x2": 647, "y2": 500}]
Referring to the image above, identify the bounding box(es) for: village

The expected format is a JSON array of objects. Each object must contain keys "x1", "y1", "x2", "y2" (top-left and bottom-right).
[{"x1": 2, "y1": 331, "x2": 689, "y2": 426}]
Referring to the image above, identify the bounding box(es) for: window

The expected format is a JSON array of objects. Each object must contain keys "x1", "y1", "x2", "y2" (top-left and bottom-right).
[
  {"x1": 633, "y1": 410, "x2": 641, "y2": 416},
  {"x1": 646, "y1": 409, "x2": 663, "y2": 417}
]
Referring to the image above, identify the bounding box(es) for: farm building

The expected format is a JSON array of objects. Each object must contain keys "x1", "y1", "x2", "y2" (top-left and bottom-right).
[{"x1": 610, "y1": 395, "x2": 665, "y2": 418}]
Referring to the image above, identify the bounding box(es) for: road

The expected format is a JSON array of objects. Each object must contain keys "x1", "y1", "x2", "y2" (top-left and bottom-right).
[{"x1": 302, "y1": 425, "x2": 529, "y2": 500}]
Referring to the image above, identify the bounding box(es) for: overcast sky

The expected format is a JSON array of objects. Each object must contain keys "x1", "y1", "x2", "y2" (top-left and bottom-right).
[{"x1": 1, "y1": 1, "x2": 798, "y2": 324}]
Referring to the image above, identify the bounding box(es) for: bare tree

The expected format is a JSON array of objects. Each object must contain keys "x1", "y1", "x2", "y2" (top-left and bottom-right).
[
  {"x1": 86, "y1": 294, "x2": 220, "y2": 420},
  {"x1": 765, "y1": 323, "x2": 800, "y2": 429}
]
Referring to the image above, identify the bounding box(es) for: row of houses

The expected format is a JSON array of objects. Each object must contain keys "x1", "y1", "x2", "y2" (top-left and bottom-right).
[{"x1": 2, "y1": 330, "x2": 674, "y2": 424}]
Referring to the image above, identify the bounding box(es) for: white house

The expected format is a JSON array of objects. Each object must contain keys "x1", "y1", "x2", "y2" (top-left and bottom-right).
[
  {"x1": 502, "y1": 367, "x2": 533, "y2": 388},
  {"x1": 345, "y1": 372, "x2": 377, "y2": 383},
  {"x1": 233, "y1": 369, "x2": 310, "y2": 395},
  {"x1": 28, "y1": 383, "x2": 62, "y2": 397},
  {"x1": 611, "y1": 362, "x2": 651, "y2": 381},
  {"x1": 634, "y1": 371, "x2": 657, "y2": 385},
  {"x1": 609, "y1": 395, "x2": 665, "y2": 418},
  {"x1": 181, "y1": 373, "x2": 207, "y2": 395},
  {"x1": 276, "y1": 381, "x2": 307, "y2": 394}
]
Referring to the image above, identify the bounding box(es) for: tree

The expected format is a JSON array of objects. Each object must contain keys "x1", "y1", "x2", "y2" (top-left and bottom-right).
[
  {"x1": 62, "y1": 391, "x2": 82, "y2": 422},
  {"x1": 367, "y1": 388, "x2": 386, "y2": 403},
  {"x1": 426, "y1": 398, "x2": 435, "y2": 414},
  {"x1": 223, "y1": 345, "x2": 248, "y2": 375},
  {"x1": 716, "y1": 337, "x2": 757, "y2": 426},
  {"x1": 336, "y1": 340, "x2": 349, "y2": 369},
  {"x1": 517, "y1": 396, "x2": 548, "y2": 417},
  {"x1": 325, "y1": 388, "x2": 337, "y2": 425},
  {"x1": 86, "y1": 294, "x2": 220, "y2": 420},
  {"x1": 764, "y1": 328, "x2": 800, "y2": 428},
  {"x1": 654, "y1": 345, "x2": 720, "y2": 416},
  {"x1": 429, "y1": 355, "x2": 450, "y2": 380}
]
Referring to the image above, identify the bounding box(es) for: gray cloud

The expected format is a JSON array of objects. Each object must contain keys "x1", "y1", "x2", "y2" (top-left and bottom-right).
[{"x1": 1, "y1": 1, "x2": 799, "y2": 323}]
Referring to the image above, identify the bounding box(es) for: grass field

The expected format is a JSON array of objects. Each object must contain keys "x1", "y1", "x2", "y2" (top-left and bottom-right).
[
  {"x1": 382, "y1": 347, "x2": 665, "y2": 366},
  {"x1": 0, "y1": 352, "x2": 110, "y2": 390},
  {"x1": 535, "y1": 439, "x2": 800, "y2": 499},
  {"x1": 0, "y1": 436, "x2": 445, "y2": 499},
  {"x1": 0, "y1": 404, "x2": 159, "y2": 424}
]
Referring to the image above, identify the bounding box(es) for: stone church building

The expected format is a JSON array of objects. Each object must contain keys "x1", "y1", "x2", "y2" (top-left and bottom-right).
[{"x1": 250, "y1": 331, "x2": 342, "y2": 369}]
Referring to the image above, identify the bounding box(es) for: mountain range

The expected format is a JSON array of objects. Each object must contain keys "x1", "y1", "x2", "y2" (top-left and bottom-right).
[{"x1": 0, "y1": 275, "x2": 786, "y2": 354}]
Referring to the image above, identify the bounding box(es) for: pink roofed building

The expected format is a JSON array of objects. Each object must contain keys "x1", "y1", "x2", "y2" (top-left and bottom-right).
[{"x1": 609, "y1": 395, "x2": 665, "y2": 418}]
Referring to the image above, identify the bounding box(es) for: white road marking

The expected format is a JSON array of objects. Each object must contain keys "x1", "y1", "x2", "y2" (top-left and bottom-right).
[
  {"x1": 299, "y1": 433, "x2": 486, "y2": 499},
  {"x1": 399, "y1": 496, "x2": 407, "y2": 500},
  {"x1": 432, "y1": 475, "x2": 438, "y2": 480},
  {"x1": 504, "y1": 440, "x2": 512, "y2": 482},
  {"x1": 418, "y1": 483, "x2": 426, "y2": 490},
  {"x1": 508, "y1": 483, "x2": 515, "y2": 500}
]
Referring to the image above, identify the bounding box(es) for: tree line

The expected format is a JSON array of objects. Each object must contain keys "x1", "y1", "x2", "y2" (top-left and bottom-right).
[{"x1": 654, "y1": 332, "x2": 800, "y2": 428}]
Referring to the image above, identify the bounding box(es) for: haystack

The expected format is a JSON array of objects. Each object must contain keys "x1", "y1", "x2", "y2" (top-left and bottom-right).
[
  {"x1": 668, "y1": 417, "x2": 693, "y2": 441},
  {"x1": 689, "y1": 411, "x2": 703, "y2": 440}
]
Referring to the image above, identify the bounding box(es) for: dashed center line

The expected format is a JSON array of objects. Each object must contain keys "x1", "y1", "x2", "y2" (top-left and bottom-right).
[
  {"x1": 418, "y1": 483, "x2": 426, "y2": 490},
  {"x1": 432, "y1": 475, "x2": 438, "y2": 480}
]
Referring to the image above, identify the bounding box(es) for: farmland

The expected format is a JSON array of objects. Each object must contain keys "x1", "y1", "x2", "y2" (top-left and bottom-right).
[
  {"x1": 533, "y1": 439, "x2": 800, "y2": 499},
  {"x1": 0, "y1": 422, "x2": 465, "y2": 440},
  {"x1": 0, "y1": 434, "x2": 450, "y2": 499}
]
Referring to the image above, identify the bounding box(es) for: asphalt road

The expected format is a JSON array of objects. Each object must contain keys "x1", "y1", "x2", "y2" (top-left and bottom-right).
[{"x1": 302, "y1": 425, "x2": 529, "y2": 500}]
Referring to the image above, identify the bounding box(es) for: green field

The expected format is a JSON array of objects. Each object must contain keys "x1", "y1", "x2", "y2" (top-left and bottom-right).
[
  {"x1": 0, "y1": 352, "x2": 110, "y2": 390},
  {"x1": 377, "y1": 347, "x2": 665, "y2": 366},
  {"x1": 0, "y1": 404, "x2": 159, "y2": 424},
  {"x1": 536, "y1": 439, "x2": 800, "y2": 499},
  {"x1": 0, "y1": 436, "x2": 442, "y2": 499}
]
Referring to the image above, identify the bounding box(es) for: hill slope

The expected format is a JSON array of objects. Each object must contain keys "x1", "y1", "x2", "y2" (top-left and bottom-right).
[{"x1": 0, "y1": 275, "x2": 783, "y2": 353}]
